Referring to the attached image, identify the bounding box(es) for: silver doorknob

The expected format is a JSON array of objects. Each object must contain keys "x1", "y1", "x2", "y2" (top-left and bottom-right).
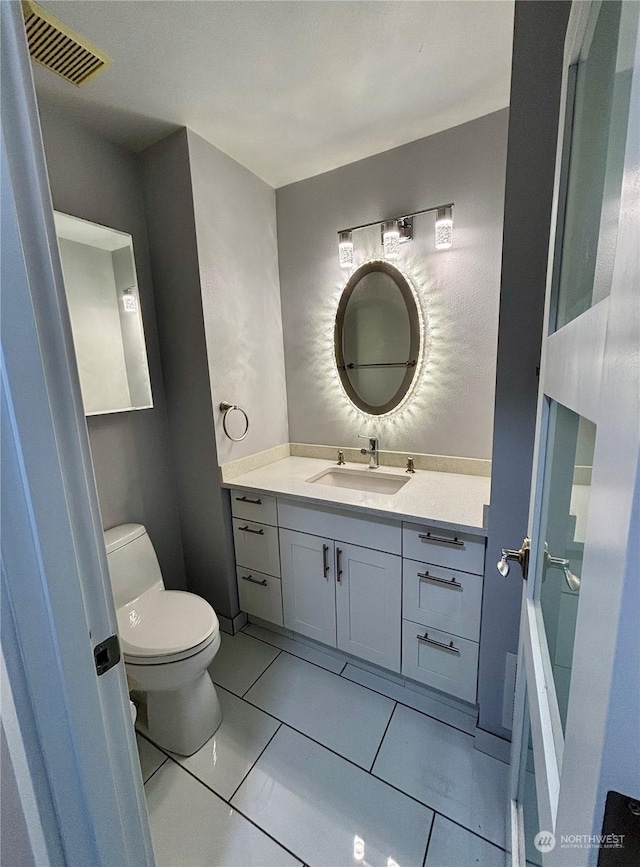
[{"x1": 497, "y1": 537, "x2": 531, "y2": 580}]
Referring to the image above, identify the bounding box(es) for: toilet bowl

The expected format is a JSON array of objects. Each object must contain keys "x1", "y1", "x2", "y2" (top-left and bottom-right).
[{"x1": 105, "y1": 523, "x2": 223, "y2": 756}]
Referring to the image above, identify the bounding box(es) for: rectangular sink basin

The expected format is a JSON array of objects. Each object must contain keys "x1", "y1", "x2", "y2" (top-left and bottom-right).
[{"x1": 306, "y1": 467, "x2": 411, "y2": 495}]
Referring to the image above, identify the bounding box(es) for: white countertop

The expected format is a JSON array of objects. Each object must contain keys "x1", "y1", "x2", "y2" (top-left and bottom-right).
[{"x1": 222, "y1": 456, "x2": 491, "y2": 536}]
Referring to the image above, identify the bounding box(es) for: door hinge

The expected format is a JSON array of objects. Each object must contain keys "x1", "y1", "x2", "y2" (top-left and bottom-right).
[{"x1": 93, "y1": 634, "x2": 121, "y2": 676}]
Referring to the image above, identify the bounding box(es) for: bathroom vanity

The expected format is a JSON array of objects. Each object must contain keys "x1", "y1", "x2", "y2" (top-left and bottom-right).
[{"x1": 223, "y1": 457, "x2": 489, "y2": 706}]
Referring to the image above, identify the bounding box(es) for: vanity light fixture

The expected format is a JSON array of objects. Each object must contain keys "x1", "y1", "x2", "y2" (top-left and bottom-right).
[
  {"x1": 336, "y1": 202, "x2": 454, "y2": 267},
  {"x1": 435, "y1": 206, "x2": 453, "y2": 249},
  {"x1": 382, "y1": 220, "x2": 400, "y2": 260},
  {"x1": 122, "y1": 287, "x2": 138, "y2": 312},
  {"x1": 338, "y1": 231, "x2": 354, "y2": 269}
]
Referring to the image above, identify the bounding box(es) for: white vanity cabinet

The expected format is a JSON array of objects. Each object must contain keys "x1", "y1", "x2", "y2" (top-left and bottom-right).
[
  {"x1": 335, "y1": 542, "x2": 401, "y2": 672},
  {"x1": 231, "y1": 489, "x2": 284, "y2": 626},
  {"x1": 230, "y1": 487, "x2": 486, "y2": 705},
  {"x1": 279, "y1": 529, "x2": 337, "y2": 647},
  {"x1": 279, "y1": 528, "x2": 402, "y2": 672},
  {"x1": 400, "y1": 522, "x2": 485, "y2": 703}
]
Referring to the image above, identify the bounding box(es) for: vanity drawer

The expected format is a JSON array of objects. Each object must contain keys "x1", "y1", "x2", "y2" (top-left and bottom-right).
[
  {"x1": 278, "y1": 500, "x2": 401, "y2": 555},
  {"x1": 403, "y1": 523, "x2": 485, "y2": 575},
  {"x1": 230, "y1": 489, "x2": 277, "y2": 527},
  {"x1": 236, "y1": 568, "x2": 283, "y2": 627},
  {"x1": 402, "y1": 559, "x2": 482, "y2": 641},
  {"x1": 402, "y1": 620, "x2": 478, "y2": 704},
  {"x1": 232, "y1": 518, "x2": 281, "y2": 577}
]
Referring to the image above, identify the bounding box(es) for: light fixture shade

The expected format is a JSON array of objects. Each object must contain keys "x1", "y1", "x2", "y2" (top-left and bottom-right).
[
  {"x1": 338, "y1": 231, "x2": 354, "y2": 269},
  {"x1": 122, "y1": 288, "x2": 138, "y2": 312},
  {"x1": 382, "y1": 220, "x2": 400, "y2": 260},
  {"x1": 435, "y1": 207, "x2": 453, "y2": 249}
]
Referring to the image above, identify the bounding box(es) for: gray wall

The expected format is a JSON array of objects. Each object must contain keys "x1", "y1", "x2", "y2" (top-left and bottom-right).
[
  {"x1": 276, "y1": 109, "x2": 509, "y2": 459},
  {"x1": 38, "y1": 103, "x2": 186, "y2": 590},
  {"x1": 187, "y1": 130, "x2": 289, "y2": 465},
  {"x1": 140, "y1": 130, "x2": 238, "y2": 619},
  {"x1": 478, "y1": 0, "x2": 571, "y2": 739}
]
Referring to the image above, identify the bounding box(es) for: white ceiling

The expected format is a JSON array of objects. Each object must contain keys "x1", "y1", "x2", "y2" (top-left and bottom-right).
[{"x1": 34, "y1": 1, "x2": 514, "y2": 188}]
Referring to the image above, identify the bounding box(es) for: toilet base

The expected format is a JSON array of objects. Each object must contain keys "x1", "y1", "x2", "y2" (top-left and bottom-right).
[{"x1": 135, "y1": 671, "x2": 223, "y2": 756}]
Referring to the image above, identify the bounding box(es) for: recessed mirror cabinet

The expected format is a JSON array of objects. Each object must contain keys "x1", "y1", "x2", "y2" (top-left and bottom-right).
[
  {"x1": 54, "y1": 212, "x2": 153, "y2": 416},
  {"x1": 334, "y1": 261, "x2": 422, "y2": 415}
]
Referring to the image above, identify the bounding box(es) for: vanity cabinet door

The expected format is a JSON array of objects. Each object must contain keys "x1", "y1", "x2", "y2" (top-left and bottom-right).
[
  {"x1": 280, "y1": 529, "x2": 336, "y2": 647},
  {"x1": 335, "y1": 543, "x2": 401, "y2": 673}
]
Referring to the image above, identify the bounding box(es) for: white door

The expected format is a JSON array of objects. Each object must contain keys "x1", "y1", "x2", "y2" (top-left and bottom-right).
[
  {"x1": 335, "y1": 542, "x2": 401, "y2": 672},
  {"x1": 506, "y1": 2, "x2": 640, "y2": 865},
  {"x1": 1, "y1": 3, "x2": 154, "y2": 864},
  {"x1": 280, "y1": 529, "x2": 337, "y2": 646}
]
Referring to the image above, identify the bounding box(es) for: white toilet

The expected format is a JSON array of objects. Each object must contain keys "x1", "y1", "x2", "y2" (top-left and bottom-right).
[{"x1": 104, "y1": 523, "x2": 223, "y2": 756}]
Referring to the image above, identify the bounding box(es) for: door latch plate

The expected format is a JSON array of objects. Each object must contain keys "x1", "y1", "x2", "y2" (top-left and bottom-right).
[{"x1": 93, "y1": 634, "x2": 121, "y2": 676}]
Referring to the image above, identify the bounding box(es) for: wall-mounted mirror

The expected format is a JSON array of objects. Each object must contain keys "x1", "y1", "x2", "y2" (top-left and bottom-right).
[
  {"x1": 334, "y1": 261, "x2": 422, "y2": 415},
  {"x1": 54, "y1": 212, "x2": 153, "y2": 416}
]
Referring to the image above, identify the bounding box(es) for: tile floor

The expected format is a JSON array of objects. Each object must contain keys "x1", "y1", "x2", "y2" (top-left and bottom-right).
[{"x1": 138, "y1": 628, "x2": 509, "y2": 867}]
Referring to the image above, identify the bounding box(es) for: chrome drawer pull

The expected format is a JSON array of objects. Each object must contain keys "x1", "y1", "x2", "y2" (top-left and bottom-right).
[
  {"x1": 241, "y1": 574, "x2": 268, "y2": 586},
  {"x1": 239, "y1": 525, "x2": 264, "y2": 535},
  {"x1": 417, "y1": 632, "x2": 460, "y2": 655},
  {"x1": 418, "y1": 531, "x2": 464, "y2": 547},
  {"x1": 417, "y1": 571, "x2": 462, "y2": 590},
  {"x1": 235, "y1": 495, "x2": 262, "y2": 505}
]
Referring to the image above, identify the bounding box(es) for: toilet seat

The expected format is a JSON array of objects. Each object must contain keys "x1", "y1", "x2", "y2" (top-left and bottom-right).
[{"x1": 117, "y1": 589, "x2": 219, "y2": 664}]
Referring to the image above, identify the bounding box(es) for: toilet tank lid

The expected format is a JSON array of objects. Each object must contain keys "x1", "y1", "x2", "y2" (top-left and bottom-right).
[{"x1": 104, "y1": 523, "x2": 147, "y2": 554}]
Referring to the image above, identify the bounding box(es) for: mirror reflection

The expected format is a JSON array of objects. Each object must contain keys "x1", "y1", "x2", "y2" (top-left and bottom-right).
[
  {"x1": 54, "y1": 212, "x2": 153, "y2": 416},
  {"x1": 335, "y1": 261, "x2": 421, "y2": 415}
]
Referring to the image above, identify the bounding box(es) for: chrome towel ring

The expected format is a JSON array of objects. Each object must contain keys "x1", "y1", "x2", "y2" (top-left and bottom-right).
[{"x1": 219, "y1": 401, "x2": 249, "y2": 442}]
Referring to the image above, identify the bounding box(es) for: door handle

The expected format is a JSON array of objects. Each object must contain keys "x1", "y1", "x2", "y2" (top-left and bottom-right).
[
  {"x1": 322, "y1": 544, "x2": 330, "y2": 579},
  {"x1": 497, "y1": 536, "x2": 531, "y2": 580},
  {"x1": 336, "y1": 547, "x2": 343, "y2": 584},
  {"x1": 546, "y1": 551, "x2": 581, "y2": 590}
]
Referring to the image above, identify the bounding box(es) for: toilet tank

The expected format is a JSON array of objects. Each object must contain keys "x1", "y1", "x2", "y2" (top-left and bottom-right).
[{"x1": 104, "y1": 523, "x2": 164, "y2": 609}]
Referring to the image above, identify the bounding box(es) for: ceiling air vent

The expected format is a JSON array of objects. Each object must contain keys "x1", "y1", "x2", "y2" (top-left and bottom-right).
[{"x1": 22, "y1": 1, "x2": 112, "y2": 86}]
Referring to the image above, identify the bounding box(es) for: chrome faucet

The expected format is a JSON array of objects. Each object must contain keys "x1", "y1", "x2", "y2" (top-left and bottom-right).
[{"x1": 359, "y1": 435, "x2": 379, "y2": 469}]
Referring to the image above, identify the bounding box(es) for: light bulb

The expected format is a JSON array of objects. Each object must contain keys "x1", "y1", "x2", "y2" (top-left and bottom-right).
[
  {"x1": 382, "y1": 220, "x2": 400, "y2": 260},
  {"x1": 122, "y1": 288, "x2": 138, "y2": 312},
  {"x1": 338, "y1": 231, "x2": 354, "y2": 269},
  {"x1": 435, "y1": 207, "x2": 453, "y2": 249}
]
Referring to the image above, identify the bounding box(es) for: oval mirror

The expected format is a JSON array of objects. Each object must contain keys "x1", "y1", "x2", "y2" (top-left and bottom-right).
[{"x1": 335, "y1": 261, "x2": 421, "y2": 415}]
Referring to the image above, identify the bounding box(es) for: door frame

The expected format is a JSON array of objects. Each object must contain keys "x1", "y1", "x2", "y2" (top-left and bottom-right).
[
  {"x1": 1, "y1": 3, "x2": 154, "y2": 864},
  {"x1": 508, "y1": 1, "x2": 640, "y2": 863}
]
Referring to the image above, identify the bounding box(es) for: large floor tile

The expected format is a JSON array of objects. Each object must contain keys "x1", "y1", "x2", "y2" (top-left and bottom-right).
[
  {"x1": 169, "y1": 687, "x2": 280, "y2": 800},
  {"x1": 208, "y1": 632, "x2": 280, "y2": 696},
  {"x1": 136, "y1": 733, "x2": 166, "y2": 782},
  {"x1": 373, "y1": 705, "x2": 509, "y2": 848},
  {"x1": 232, "y1": 725, "x2": 433, "y2": 867},
  {"x1": 244, "y1": 623, "x2": 345, "y2": 674},
  {"x1": 425, "y1": 816, "x2": 506, "y2": 867},
  {"x1": 145, "y1": 760, "x2": 301, "y2": 867},
  {"x1": 244, "y1": 652, "x2": 394, "y2": 768},
  {"x1": 341, "y1": 663, "x2": 477, "y2": 735}
]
